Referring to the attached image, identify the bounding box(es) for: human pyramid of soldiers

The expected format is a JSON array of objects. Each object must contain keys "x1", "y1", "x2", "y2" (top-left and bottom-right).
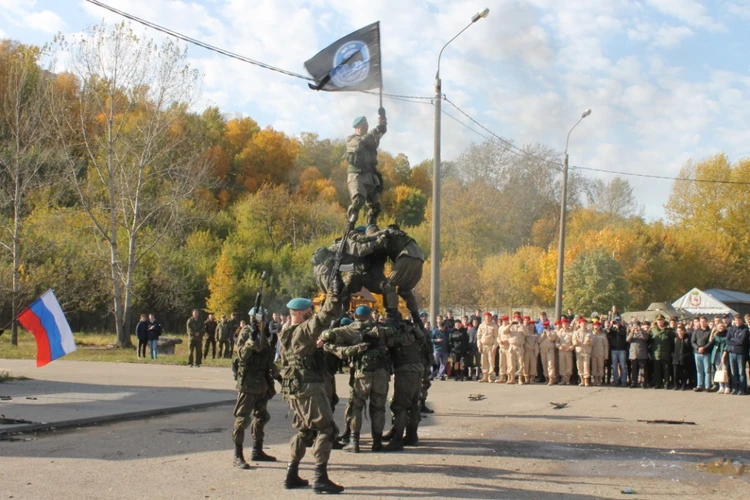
[{"x1": 231, "y1": 107, "x2": 432, "y2": 495}]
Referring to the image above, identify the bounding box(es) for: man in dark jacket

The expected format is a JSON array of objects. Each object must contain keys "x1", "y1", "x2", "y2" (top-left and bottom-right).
[
  {"x1": 650, "y1": 314, "x2": 674, "y2": 389},
  {"x1": 147, "y1": 314, "x2": 162, "y2": 360},
  {"x1": 607, "y1": 318, "x2": 628, "y2": 386},
  {"x1": 724, "y1": 315, "x2": 749, "y2": 395},
  {"x1": 672, "y1": 325, "x2": 691, "y2": 390},
  {"x1": 691, "y1": 316, "x2": 713, "y2": 392},
  {"x1": 136, "y1": 314, "x2": 149, "y2": 358}
]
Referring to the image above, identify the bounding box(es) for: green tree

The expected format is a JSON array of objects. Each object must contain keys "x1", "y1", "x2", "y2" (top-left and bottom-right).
[{"x1": 565, "y1": 249, "x2": 629, "y2": 315}]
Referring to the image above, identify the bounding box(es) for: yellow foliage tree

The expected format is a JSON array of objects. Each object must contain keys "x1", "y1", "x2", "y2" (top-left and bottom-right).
[{"x1": 206, "y1": 250, "x2": 238, "y2": 316}]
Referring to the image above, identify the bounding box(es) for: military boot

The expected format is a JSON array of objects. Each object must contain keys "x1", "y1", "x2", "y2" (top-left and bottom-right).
[
  {"x1": 233, "y1": 443, "x2": 251, "y2": 469},
  {"x1": 338, "y1": 426, "x2": 351, "y2": 444},
  {"x1": 284, "y1": 462, "x2": 309, "y2": 489},
  {"x1": 342, "y1": 432, "x2": 360, "y2": 453},
  {"x1": 381, "y1": 427, "x2": 394, "y2": 442},
  {"x1": 251, "y1": 440, "x2": 276, "y2": 462},
  {"x1": 313, "y1": 462, "x2": 344, "y2": 495},
  {"x1": 371, "y1": 432, "x2": 384, "y2": 452},
  {"x1": 403, "y1": 426, "x2": 419, "y2": 447},
  {"x1": 419, "y1": 400, "x2": 434, "y2": 414},
  {"x1": 382, "y1": 435, "x2": 404, "y2": 452}
]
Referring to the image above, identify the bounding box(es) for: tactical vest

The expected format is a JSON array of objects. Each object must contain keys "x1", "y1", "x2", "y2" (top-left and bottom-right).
[
  {"x1": 392, "y1": 342, "x2": 421, "y2": 368},
  {"x1": 237, "y1": 349, "x2": 267, "y2": 387},
  {"x1": 353, "y1": 345, "x2": 388, "y2": 372},
  {"x1": 346, "y1": 134, "x2": 377, "y2": 174}
]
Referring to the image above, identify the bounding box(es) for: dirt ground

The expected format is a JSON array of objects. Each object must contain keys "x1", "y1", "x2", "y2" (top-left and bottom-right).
[{"x1": 1, "y1": 376, "x2": 749, "y2": 499}]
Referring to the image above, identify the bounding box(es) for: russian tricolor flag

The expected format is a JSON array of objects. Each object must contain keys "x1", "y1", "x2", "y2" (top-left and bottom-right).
[{"x1": 17, "y1": 290, "x2": 76, "y2": 367}]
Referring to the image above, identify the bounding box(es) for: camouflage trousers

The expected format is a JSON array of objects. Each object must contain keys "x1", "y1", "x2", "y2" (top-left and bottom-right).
[
  {"x1": 232, "y1": 391, "x2": 270, "y2": 445},
  {"x1": 575, "y1": 348, "x2": 591, "y2": 379},
  {"x1": 385, "y1": 256, "x2": 423, "y2": 314},
  {"x1": 288, "y1": 382, "x2": 337, "y2": 466},
  {"x1": 349, "y1": 369, "x2": 389, "y2": 435},
  {"x1": 391, "y1": 370, "x2": 421, "y2": 437},
  {"x1": 558, "y1": 350, "x2": 573, "y2": 377}
]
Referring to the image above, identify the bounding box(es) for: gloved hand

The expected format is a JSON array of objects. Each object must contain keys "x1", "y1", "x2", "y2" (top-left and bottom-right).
[
  {"x1": 343, "y1": 343, "x2": 370, "y2": 357},
  {"x1": 378, "y1": 107, "x2": 386, "y2": 118}
]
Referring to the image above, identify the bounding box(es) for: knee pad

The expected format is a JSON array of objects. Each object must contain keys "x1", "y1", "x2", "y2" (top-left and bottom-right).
[{"x1": 256, "y1": 409, "x2": 271, "y2": 425}]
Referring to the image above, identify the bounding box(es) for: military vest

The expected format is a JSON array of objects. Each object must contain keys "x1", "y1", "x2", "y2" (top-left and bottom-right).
[
  {"x1": 392, "y1": 341, "x2": 421, "y2": 368},
  {"x1": 386, "y1": 230, "x2": 425, "y2": 262},
  {"x1": 346, "y1": 134, "x2": 378, "y2": 174}
]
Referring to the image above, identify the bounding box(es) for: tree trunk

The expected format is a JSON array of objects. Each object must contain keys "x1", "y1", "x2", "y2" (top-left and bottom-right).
[{"x1": 11, "y1": 179, "x2": 20, "y2": 345}]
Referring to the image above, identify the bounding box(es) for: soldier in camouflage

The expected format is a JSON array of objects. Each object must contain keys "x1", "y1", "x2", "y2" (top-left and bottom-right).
[
  {"x1": 186, "y1": 309, "x2": 203, "y2": 367},
  {"x1": 322, "y1": 305, "x2": 390, "y2": 453},
  {"x1": 231, "y1": 311, "x2": 279, "y2": 469},
  {"x1": 279, "y1": 291, "x2": 345, "y2": 494},
  {"x1": 380, "y1": 224, "x2": 425, "y2": 322},
  {"x1": 346, "y1": 109, "x2": 387, "y2": 225}
]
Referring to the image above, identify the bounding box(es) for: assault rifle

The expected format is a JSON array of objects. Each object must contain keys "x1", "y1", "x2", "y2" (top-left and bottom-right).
[{"x1": 328, "y1": 223, "x2": 353, "y2": 294}]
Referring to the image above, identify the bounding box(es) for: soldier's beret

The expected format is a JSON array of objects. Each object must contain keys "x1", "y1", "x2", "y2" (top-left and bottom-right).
[
  {"x1": 483, "y1": 312, "x2": 492, "y2": 317},
  {"x1": 355, "y1": 225, "x2": 367, "y2": 232},
  {"x1": 366, "y1": 224, "x2": 379, "y2": 232},
  {"x1": 355, "y1": 305, "x2": 371, "y2": 317},
  {"x1": 522, "y1": 315, "x2": 531, "y2": 321},
  {"x1": 593, "y1": 320, "x2": 601, "y2": 326},
  {"x1": 419, "y1": 311, "x2": 428, "y2": 318},
  {"x1": 352, "y1": 116, "x2": 367, "y2": 127},
  {"x1": 501, "y1": 315, "x2": 509, "y2": 321},
  {"x1": 543, "y1": 320, "x2": 550, "y2": 327},
  {"x1": 340, "y1": 317, "x2": 353, "y2": 326},
  {"x1": 287, "y1": 298, "x2": 312, "y2": 310}
]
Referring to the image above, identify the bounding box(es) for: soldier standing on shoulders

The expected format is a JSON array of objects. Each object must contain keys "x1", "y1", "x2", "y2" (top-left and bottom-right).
[
  {"x1": 232, "y1": 312, "x2": 279, "y2": 469},
  {"x1": 345, "y1": 108, "x2": 387, "y2": 226},
  {"x1": 187, "y1": 309, "x2": 203, "y2": 367},
  {"x1": 279, "y1": 287, "x2": 345, "y2": 494}
]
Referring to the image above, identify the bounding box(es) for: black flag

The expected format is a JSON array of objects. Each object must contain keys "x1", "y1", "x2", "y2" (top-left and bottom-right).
[{"x1": 304, "y1": 22, "x2": 381, "y2": 92}]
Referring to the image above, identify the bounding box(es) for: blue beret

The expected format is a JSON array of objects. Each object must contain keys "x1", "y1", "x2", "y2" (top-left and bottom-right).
[
  {"x1": 354, "y1": 225, "x2": 366, "y2": 232},
  {"x1": 352, "y1": 116, "x2": 367, "y2": 127},
  {"x1": 365, "y1": 224, "x2": 379, "y2": 232},
  {"x1": 340, "y1": 318, "x2": 353, "y2": 326},
  {"x1": 355, "y1": 305, "x2": 371, "y2": 317},
  {"x1": 287, "y1": 298, "x2": 312, "y2": 310}
]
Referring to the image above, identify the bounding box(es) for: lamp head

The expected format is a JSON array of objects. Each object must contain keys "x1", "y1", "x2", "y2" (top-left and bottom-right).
[
  {"x1": 472, "y1": 8, "x2": 490, "y2": 23},
  {"x1": 582, "y1": 109, "x2": 592, "y2": 118}
]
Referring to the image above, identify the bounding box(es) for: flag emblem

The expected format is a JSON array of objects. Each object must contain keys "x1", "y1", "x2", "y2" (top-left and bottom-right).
[{"x1": 331, "y1": 41, "x2": 371, "y2": 88}]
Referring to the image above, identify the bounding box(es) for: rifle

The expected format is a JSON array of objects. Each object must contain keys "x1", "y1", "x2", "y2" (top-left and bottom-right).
[
  {"x1": 328, "y1": 223, "x2": 353, "y2": 293},
  {"x1": 250, "y1": 271, "x2": 268, "y2": 344}
]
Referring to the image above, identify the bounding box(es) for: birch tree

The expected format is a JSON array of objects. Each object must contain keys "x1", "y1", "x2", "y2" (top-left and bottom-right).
[{"x1": 49, "y1": 23, "x2": 209, "y2": 346}]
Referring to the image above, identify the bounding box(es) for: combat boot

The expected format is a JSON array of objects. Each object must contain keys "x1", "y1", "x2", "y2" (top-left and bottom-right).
[
  {"x1": 343, "y1": 432, "x2": 360, "y2": 453},
  {"x1": 403, "y1": 426, "x2": 419, "y2": 447},
  {"x1": 251, "y1": 440, "x2": 276, "y2": 462},
  {"x1": 313, "y1": 462, "x2": 344, "y2": 494},
  {"x1": 419, "y1": 400, "x2": 434, "y2": 414},
  {"x1": 284, "y1": 462, "x2": 309, "y2": 489},
  {"x1": 371, "y1": 432, "x2": 384, "y2": 452},
  {"x1": 382, "y1": 436, "x2": 404, "y2": 452},
  {"x1": 233, "y1": 443, "x2": 251, "y2": 469},
  {"x1": 338, "y1": 426, "x2": 351, "y2": 444}
]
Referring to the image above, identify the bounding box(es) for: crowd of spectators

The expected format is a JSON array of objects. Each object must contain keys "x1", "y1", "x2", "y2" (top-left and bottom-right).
[{"x1": 420, "y1": 307, "x2": 750, "y2": 395}]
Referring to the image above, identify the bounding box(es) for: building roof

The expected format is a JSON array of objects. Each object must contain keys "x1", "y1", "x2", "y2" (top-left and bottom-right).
[{"x1": 704, "y1": 289, "x2": 750, "y2": 305}]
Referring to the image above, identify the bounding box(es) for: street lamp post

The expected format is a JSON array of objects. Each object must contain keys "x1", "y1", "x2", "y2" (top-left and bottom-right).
[
  {"x1": 554, "y1": 108, "x2": 591, "y2": 322},
  {"x1": 430, "y1": 7, "x2": 489, "y2": 327}
]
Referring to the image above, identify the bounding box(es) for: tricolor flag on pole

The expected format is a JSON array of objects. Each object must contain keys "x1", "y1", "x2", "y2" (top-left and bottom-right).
[{"x1": 17, "y1": 290, "x2": 76, "y2": 367}]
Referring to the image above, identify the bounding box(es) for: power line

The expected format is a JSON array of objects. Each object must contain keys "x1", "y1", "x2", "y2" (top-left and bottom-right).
[{"x1": 84, "y1": 0, "x2": 433, "y2": 101}]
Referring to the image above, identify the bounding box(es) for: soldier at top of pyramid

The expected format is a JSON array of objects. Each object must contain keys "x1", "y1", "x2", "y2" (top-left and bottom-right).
[{"x1": 345, "y1": 107, "x2": 387, "y2": 226}]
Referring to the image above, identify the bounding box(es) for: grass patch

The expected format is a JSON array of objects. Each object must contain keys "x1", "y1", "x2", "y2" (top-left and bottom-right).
[
  {"x1": 0, "y1": 370, "x2": 30, "y2": 383},
  {"x1": 0, "y1": 332, "x2": 234, "y2": 368}
]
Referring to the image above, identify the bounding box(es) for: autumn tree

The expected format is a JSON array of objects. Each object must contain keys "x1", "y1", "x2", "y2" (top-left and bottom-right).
[
  {"x1": 0, "y1": 41, "x2": 55, "y2": 344},
  {"x1": 49, "y1": 22, "x2": 210, "y2": 347},
  {"x1": 586, "y1": 176, "x2": 642, "y2": 220}
]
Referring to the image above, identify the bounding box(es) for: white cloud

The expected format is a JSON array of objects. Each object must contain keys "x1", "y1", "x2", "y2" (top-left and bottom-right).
[
  {"x1": 24, "y1": 9, "x2": 67, "y2": 33},
  {"x1": 652, "y1": 24, "x2": 693, "y2": 48},
  {"x1": 643, "y1": 0, "x2": 725, "y2": 31}
]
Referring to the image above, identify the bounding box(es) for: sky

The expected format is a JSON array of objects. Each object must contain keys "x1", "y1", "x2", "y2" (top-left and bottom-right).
[{"x1": 1, "y1": 0, "x2": 750, "y2": 219}]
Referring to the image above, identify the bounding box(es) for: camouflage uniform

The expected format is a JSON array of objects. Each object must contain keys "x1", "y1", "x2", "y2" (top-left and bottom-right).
[
  {"x1": 346, "y1": 112, "x2": 387, "y2": 225},
  {"x1": 590, "y1": 328, "x2": 610, "y2": 385},
  {"x1": 522, "y1": 325, "x2": 540, "y2": 384},
  {"x1": 186, "y1": 316, "x2": 203, "y2": 366},
  {"x1": 323, "y1": 319, "x2": 391, "y2": 452},
  {"x1": 279, "y1": 296, "x2": 343, "y2": 467},
  {"x1": 217, "y1": 319, "x2": 232, "y2": 359},
  {"x1": 382, "y1": 227, "x2": 425, "y2": 318},
  {"x1": 232, "y1": 322, "x2": 278, "y2": 466},
  {"x1": 384, "y1": 321, "x2": 424, "y2": 451},
  {"x1": 497, "y1": 322, "x2": 511, "y2": 382}
]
